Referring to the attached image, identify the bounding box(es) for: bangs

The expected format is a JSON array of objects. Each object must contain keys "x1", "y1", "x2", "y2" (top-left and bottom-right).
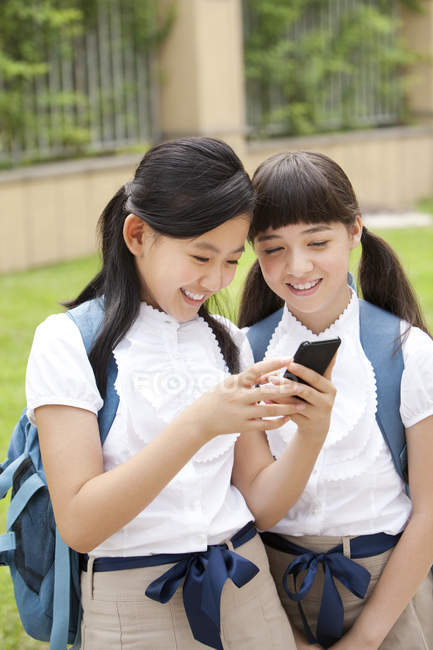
[{"x1": 249, "y1": 151, "x2": 358, "y2": 240}]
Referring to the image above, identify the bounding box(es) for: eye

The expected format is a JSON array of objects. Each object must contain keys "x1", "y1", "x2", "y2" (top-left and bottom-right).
[
  {"x1": 192, "y1": 255, "x2": 209, "y2": 263},
  {"x1": 263, "y1": 247, "x2": 284, "y2": 255},
  {"x1": 226, "y1": 259, "x2": 239, "y2": 265},
  {"x1": 308, "y1": 240, "x2": 329, "y2": 247}
]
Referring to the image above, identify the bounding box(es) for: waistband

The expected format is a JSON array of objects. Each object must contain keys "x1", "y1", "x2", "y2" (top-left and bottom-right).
[
  {"x1": 81, "y1": 521, "x2": 256, "y2": 572},
  {"x1": 82, "y1": 522, "x2": 257, "y2": 650},
  {"x1": 261, "y1": 530, "x2": 401, "y2": 649}
]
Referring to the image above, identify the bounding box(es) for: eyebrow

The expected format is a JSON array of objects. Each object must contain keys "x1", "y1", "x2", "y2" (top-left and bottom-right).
[
  {"x1": 256, "y1": 225, "x2": 332, "y2": 242},
  {"x1": 192, "y1": 242, "x2": 245, "y2": 254}
]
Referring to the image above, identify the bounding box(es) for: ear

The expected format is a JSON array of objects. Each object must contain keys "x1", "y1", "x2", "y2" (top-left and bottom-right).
[
  {"x1": 349, "y1": 215, "x2": 363, "y2": 250},
  {"x1": 123, "y1": 214, "x2": 153, "y2": 256}
]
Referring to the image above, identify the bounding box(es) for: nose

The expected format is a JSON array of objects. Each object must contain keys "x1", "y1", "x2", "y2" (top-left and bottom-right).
[
  {"x1": 285, "y1": 250, "x2": 314, "y2": 277},
  {"x1": 201, "y1": 264, "x2": 228, "y2": 293}
]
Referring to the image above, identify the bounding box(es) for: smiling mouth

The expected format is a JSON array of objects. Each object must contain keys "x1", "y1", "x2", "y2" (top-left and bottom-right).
[
  {"x1": 181, "y1": 288, "x2": 207, "y2": 303},
  {"x1": 286, "y1": 278, "x2": 322, "y2": 294}
]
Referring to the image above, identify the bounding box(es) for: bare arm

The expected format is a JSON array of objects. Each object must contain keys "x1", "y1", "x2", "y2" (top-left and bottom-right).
[
  {"x1": 232, "y1": 359, "x2": 336, "y2": 530},
  {"x1": 37, "y1": 404, "x2": 209, "y2": 553},
  {"x1": 329, "y1": 414, "x2": 433, "y2": 649},
  {"x1": 36, "y1": 357, "x2": 299, "y2": 553}
]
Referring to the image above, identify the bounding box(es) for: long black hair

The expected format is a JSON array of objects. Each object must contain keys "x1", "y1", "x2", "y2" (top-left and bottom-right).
[
  {"x1": 66, "y1": 137, "x2": 255, "y2": 394},
  {"x1": 239, "y1": 151, "x2": 429, "y2": 336}
]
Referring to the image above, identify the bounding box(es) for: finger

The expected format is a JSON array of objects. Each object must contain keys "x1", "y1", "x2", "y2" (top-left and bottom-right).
[
  {"x1": 265, "y1": 377, "x2": 307, "y2": 405},
  {"x1": 267, "y1": 370, "x2": 336, "y2": 409},
  {"x1": 259, "y1": 414, "x2": 293, "y2": 430},
  {"x1": 265, "y1": 395, "x2": 304, "y2": 406},
  {"x1": 267, "y1": 374, "x2": 295, "y2": 387},
  {"x1": 239, "y1": 358, "x2": 293, "y2": 388},
  {"x1": 285, "y1": 361, "x2": 336, "y2": 395},
  {"x1": 255, "y1": 371, "x2": 280, "y2": 386},
  {"x1": 246, "y1": 414, "x2": 293, "y2": 432},
  {"x1": 290, "y1": 382, "x2": 321, "y2": 407},
  {"x1": 290, "y1": 404, "x2": 332, "y2": 429},
  {"x1": 266, "y1": 374, "x2": 322, "y2": 406},
  {"x1": 252, "y1": 382, "x2": 303, "y2": 403},
  {"x1": 251, "y1": 402, "x2": 302, "y2": 419}
]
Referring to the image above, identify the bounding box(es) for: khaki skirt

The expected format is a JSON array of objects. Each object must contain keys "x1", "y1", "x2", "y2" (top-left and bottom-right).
[
  {"x1": 80, "y1": 533, "x2": 296, "y2": 650},
  {"x1": 266, "y1": 534, "x2": 433, "y2": 650}
]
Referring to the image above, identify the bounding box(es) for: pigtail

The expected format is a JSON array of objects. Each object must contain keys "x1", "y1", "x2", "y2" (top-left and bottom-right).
[
  {"x1": 65, "y1": 186, "x2": 141, "y2": 395},
  {"x1": 359, "y1": 226, "x2": 430, "y2": 335},
  {"x1": 199, "y1": 307, "x2": 240, "y2": 374},
  {"x1": 238, "y1": 259, "x2": 284, "y2": 328}
]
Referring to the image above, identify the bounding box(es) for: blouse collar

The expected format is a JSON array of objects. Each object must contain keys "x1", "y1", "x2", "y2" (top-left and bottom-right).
[
  {"x1": 133, "y1": 300, "x2": 201, "y2": 330},
  {"x1": 280, "y1": 287, "x2": 358, "y2": 341}
]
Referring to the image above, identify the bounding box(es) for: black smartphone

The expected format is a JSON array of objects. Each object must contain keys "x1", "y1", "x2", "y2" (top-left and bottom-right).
[{"x1": 283, "y1": 337, "x2": 341, "y2": 385}]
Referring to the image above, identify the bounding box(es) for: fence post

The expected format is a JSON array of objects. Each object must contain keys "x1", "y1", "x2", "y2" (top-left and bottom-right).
[
  {"x1": 402, "y1": 1, "x2": 433, "y2": 122},
  {"x1": 158, "y1": 0, "x2": 247, "y2": 156}
]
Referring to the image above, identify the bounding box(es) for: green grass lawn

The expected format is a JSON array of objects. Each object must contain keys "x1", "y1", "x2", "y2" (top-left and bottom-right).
[{"x1": 0, "y1": 226, "x2": 432, "y2": 648}]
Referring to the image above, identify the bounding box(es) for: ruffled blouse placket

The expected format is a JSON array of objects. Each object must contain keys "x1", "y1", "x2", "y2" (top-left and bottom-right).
[
  {"x1": 112, "y1": 303, "x2": 240, "y2": 465},
  {"x1": 264, "y1": 293, "x2": 391, "y2": 534}
]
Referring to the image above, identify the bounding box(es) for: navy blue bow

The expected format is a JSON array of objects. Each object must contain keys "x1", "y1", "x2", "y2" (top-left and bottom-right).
[
  {"x1": 261, "y1": 531, "x2": 400, "y2": 648},
  {"x1": 282, "y1": 546, "x2": 370, "y2": 647},
  {"x1": 146, "y1": 543, "x2": 259, "y2": 650}
]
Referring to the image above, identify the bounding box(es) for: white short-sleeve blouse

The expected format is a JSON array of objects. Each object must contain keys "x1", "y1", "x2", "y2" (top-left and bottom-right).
[
  {"x1": 263, "y1": 291, "x2": 433, "y2": 537},
  {"x1": 26, "y1": 303, "x2": 254, "y2": 557}
]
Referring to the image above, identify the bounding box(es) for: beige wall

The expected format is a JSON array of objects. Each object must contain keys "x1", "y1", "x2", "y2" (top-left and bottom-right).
[
  {"x1": 1, "y1": 0, "x2": 433, "y2": 273},
  {"x1": 0, "y1": 156, "x2": 140, "y2": 273},
  {"x1": 245, "y1": 126, "x2": 433, "y2": 211},
  {"x1": 2, "y1": 125, "x2": 432, "y2": 273},
  {"x1": 158, "y1": 0, "x2": 246, "y2": 154}
]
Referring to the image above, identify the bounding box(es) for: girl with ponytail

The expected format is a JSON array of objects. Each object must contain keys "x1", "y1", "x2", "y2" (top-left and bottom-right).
[
  {"x1": 25, "y1": 138, "x2": 337, "y2": 649},
  {"x1": 239, "y1": 151, "x2": 433, "y2": 649}
]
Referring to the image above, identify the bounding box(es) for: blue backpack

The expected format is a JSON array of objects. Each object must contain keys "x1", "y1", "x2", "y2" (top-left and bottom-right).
[
  {"x1": 246, "y1": 299, "x2": 407, "y2": 483},
  {"x1": 0, "y1": 298, "x2": 118, "y2": 650}
]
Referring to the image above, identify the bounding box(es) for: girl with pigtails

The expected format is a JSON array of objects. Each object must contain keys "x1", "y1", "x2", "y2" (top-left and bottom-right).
[
  {"x1": 238, "y1": 151, "x2": 433, "y2": 650},
  {"x1": 25, "y1": 138, "x2": 337, "y2": 649}
]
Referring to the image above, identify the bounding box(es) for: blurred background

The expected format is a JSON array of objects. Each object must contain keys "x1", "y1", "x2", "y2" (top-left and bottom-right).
[
  {"x1": 1, "y1": 1, "x2": 433, "y2": 647},
  {"x1": 1, "y1": 0, "x2": 433, "y2": 272}
]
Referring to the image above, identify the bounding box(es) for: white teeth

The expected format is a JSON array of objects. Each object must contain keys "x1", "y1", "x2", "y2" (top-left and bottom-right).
[
  {"x1": 182, "y1": 288, "x2": 205, "y2": 300},
  {"x1": 289, "y1": 279, "x2": 320, "y2": 290}
]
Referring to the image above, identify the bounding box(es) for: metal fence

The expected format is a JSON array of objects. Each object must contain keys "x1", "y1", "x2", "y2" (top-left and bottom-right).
[
  {"x1": 244, "y1": 0, "x2": 402, "y2": 138},
  {"x1": 1, "y1": 0, "x2": 158, "y2": 164}
]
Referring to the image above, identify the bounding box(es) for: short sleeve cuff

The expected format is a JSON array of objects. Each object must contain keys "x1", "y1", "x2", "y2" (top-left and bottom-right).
[{"x1": 26, "y1": 312, "x2": 104, "y2": 424}]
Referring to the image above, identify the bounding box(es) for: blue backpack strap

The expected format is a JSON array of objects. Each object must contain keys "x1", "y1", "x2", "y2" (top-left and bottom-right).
[
  {"x1": 246, "y1": 308, "x2": 284, "y2": 363},
  {"x1": 347, "y1": 271, "x2": 356, "y2": 292},
  {"x1": 66, "y1": 298, "x2": 119, "y2": 445},
  {"x1": 358, "y1": 300, "x2": 406, "y2": 482},
  {"x1": 49, "y1": 530, "x2": 71, "y2": 650},
  {"x1": 49, "y1": 299, "x2": 118, "y2": 650}
]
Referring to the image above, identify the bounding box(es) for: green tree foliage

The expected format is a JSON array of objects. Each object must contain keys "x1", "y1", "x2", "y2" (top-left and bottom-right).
[
  {"x1": 0, "y1": 0, "x2": 173, "y2": 164},
  {"x1": 0, "y1": 1, "x2": 80, "y2": 154},
  {"x1": 244, "y1": 0, "x2": 422, "y2": 137}
]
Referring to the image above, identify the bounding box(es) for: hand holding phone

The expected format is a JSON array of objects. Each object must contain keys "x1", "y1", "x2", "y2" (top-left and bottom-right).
[{"x1": 284, "y1": 337, "x2": 341, "y2": 385}]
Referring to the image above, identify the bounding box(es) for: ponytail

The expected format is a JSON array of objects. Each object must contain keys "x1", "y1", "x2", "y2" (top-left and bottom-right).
[
  {"x1": 65, "y1": 186, "x2": 142, "y2": 395},
  {"x1": 359, "y1": 227, "x2": 430, "y2": 335},
  {"x1": 238, "y1": 260, "x2": 283, "y2": 328}
]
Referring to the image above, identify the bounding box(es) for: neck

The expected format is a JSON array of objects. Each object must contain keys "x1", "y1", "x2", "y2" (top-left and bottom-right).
[{"x1": 287, "y1": 284, "x2": 353, "y2": 335}]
